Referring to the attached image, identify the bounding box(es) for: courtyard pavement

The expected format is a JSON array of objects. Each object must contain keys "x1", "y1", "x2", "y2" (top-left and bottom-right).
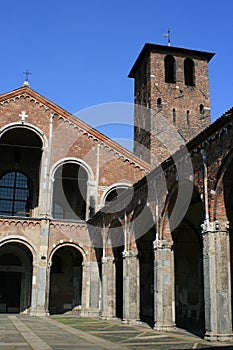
[{"x1": 1, "y1": 314, "x2": 233, "y2": 349}]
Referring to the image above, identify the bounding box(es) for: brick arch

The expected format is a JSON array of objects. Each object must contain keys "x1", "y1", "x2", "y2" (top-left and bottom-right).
[
  {"x1": 0, "y1": 236, "x2": 36, "y2": 262},
  {"x1": 48, "y1": 242, "x2": 86, "y2": 266},
  {"x1": 100, "y1": 182, "x2": 132, "y2": 208},
  {"x1": 0, "y1": 122, "x2": 48, "y2": 149},
  {"x1": 50, "y1": 157, "x2": 95, "y2": 181}
]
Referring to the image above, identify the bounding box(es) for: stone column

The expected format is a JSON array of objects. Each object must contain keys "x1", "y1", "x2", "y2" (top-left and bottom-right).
[
  {"x1": 153, "y1": 240, "x2": 175, "y2": 330},
  {"x1": 122, "y1": 250, "x2": 140, "y2": 323},
  {"x1": 101, "y1": 256, "x2": 115, "y2": 319},
  {"x1": 202, "y1": 220, "x2": 232, "y2": 341},
  {"x1": 30, "y1": 219, "x2": 49, "y2": 316},
  {"x1": 81, "y1": 260, "x2": 90, "y2": 314}
]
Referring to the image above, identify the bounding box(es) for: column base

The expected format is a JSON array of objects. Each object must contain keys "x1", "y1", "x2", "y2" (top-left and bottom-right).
[
  {"x1": 204, "y1": 331, "x2": 233, "y2": 342},
  {"x1": 29, "y1": 307, "x2": 48, "y2": 316},
  {"x1": 153, "y1": 322, "x2": 176, "y2": 331},
  {"x1": 122, "y1": 318, "x2": 141, "y2": 325}
]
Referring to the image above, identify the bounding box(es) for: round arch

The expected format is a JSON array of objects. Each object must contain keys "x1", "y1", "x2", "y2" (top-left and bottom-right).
[
  {"x1": 0, "y1": 122, "x2": 48, "y2": 149},
  {"x1": 48, "y1": 242, "x2": 86, "y2": 265},
  {"x1": 0, "y1": 236, "x2": 36, "y2": 261},
  {"x1": 100, "y1": 182, "x2": 131, "y2": 208},
  {"x1": 50, "y1": 157, "x2": 95, "y2": 182}
]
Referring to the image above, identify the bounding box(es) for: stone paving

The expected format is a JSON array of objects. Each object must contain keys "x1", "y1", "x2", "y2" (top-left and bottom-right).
[{"x1": 0, "y1": 315, "x2": 233, "y2": 349}]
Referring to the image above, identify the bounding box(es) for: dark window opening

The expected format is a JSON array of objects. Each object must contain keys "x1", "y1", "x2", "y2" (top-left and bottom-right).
[
  {"x1": 53, "y1": 163, "x2": 88, "y2": 221},
  {"x1": 186, "y1": 110, "x2": 190, "y2": 126},
  {"x1": 51, "y1": 255, "x2": 62, "y2": 273},
  {"x1": 157, "y1": 98, "x2": 162, "y2": 110},
  {"x1": 200, "y1": 104, "x2": 204, "y2": 114},
  {"x1": 0, "y1": 171, "x2": 32, "y2": 217},
  {"x1": 173, "y1": 108, "x2": 176, "y2": 125},
  {"x1": 165, "y1": 55, "x2": 176, "y2": 83},
  {"x1": 105, "y1": 186, "x2": 129, "y2": 204},
  {"x1": 184, "y1": 58, "x2": 195, "y2": 86}
]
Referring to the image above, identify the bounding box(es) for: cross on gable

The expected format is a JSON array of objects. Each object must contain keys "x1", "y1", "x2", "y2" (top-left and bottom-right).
[{"x1": 19, "y1": 111, "x2": 28, "y2": 122}]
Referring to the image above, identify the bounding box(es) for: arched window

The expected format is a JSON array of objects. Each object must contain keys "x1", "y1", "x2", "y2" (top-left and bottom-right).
[
  {"x1": 186, "y1": 110, "x2": 190, "y2": 126},
  {"x1": 184, "y1": 58, "x2": 195, "y2": 86},
  {"x1": 0, "y1": 171, "x2": 32, "y2": 217},
  {"x1": 173, "y1": 108, "x2": 176, "y2": 125},
  {"x1": 104, "y1": 185, "x2": 130, "y2": 205},
  {"x1": 157, "y1": 98, "x2": 162, "y2": 110},
  {"x1": 164, "y1": 55, "x2": 176, "y2": 83},
  {"x1": 200, "y1": 104, "x2": 204, "y2": 114},
  {"x1": 52, "y1": 162, "x2": 88, "y2": 221}
]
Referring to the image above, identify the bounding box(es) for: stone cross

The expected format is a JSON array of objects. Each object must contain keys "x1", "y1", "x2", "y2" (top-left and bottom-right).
[{"x1": 19, "y1": 111, "x2": 28, "y2": 122}]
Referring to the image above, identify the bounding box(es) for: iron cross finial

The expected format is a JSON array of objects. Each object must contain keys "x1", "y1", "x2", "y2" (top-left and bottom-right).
[
  {"x1": 163, "y1": 28, "x2": 171, "y2": 46},
  {"x1": 23, "y1": 69, "x2": 32, "y2": 81}
]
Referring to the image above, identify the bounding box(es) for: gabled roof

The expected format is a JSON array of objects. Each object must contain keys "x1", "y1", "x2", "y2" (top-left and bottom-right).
[{"x1": 0, "y1": 86, "x2": 153, "y2": 173}]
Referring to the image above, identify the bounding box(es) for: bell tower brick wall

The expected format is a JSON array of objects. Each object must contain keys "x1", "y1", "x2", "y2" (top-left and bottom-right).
[{"x1": 129, "y1": 43, "x2": 215, "y2": 165}]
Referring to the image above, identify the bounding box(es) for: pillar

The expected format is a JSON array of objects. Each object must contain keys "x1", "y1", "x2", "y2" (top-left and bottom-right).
[
  {"x1": 153, "y1": 239, "x2": 175, "y2": 330},
  {"x1": 30, "y1": 219, "x2": 49, "y2": 316},
  {"x1": 101, "y1": 256, "x2": 115, "y2": 319},
  {"x1": 122, "y1": 250, "x2": 140, "y2": 323},
  {"x1": 202, "y1": 220, "x2": 232, "y2": 341}
]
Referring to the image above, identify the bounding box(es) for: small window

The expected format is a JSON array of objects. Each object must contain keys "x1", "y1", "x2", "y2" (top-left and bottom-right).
[
  {"x1": 0, "y1": 171, "x2": 32, "y2": 217},
  {"x1": 186, "y1": 110, "x2": 190, "y2": 125},
  {"x1": 157, "y1": 98, "x2": 162, "y2": 110},
  {"x1": 164, "y1": 55, "x2": 176, "y2": 83},
  {"x1": 173, "y1": 108, "x2": 176, "y2": 125},
  {"x1": 184, "y1": 58, "x2": 195, "y2": 86},
  {"x1": 200, "y1": 104, "x2": 204, "y2": 114}
]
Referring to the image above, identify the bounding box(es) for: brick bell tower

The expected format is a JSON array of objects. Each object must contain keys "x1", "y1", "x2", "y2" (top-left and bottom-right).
[{"x1": 128, "y1": 43, "x2": 215, "y2": 165}]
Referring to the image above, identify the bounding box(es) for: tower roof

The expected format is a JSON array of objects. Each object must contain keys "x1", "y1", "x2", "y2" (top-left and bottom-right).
[{"x1": 128, "y1": 43, "x2": 215, "y2": 78}]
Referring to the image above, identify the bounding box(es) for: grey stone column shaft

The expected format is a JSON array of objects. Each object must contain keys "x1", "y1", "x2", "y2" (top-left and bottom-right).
[
  {"x1": 30, "y1": 219, "x2": 49, "y2": 316},
  {"x1": 122, "y1": 250, "x2": 140, "y2": 323},
  {"x1": 101, "y1": 256, "x2": 115, "y2": 319},
  {"x1": 154, "y1": 240, "x2": 175, "y2": 330},
  {"x1": 202, "y1": 220, "x2": 232, "y2": 341}
]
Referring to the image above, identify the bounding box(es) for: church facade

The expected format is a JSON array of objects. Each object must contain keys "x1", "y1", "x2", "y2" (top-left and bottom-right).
[{"x1": 0, "y1": 42, "x2": 233, "y2": 342}]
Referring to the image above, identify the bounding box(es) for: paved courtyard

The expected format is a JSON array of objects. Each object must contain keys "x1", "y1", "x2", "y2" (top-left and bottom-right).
[{"x1": 1, "y1": 315, "x2": 233, "y2": 349}]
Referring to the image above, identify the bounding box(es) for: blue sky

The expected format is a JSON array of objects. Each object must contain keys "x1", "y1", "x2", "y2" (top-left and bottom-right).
[{"x1": 1, "y1": 0, "x2": 232, "y2": 147}]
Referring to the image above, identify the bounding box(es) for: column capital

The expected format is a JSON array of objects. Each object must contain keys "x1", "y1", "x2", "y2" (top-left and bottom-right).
[
  {"x1": 122, "y1": 250, "x2": 138, "y2": 258},
  {"x1": 153, "y1": 239, "x2": 173, "y2": 250},
  {"x1": 201, "y1": 220, "x2": 229, "y2": 234},
  {"x1": 101, "y1": 256, "x2": 115, "y2": 263}
]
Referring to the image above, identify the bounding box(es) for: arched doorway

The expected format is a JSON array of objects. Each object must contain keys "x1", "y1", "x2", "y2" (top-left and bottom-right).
[
  {"x1": 0, "y1": 242, "x2": 33, "y2": 313},
  {"x1": 135, "y1": 206, "x2": 155, "y2": 326},
  {"x1": 49, "y1": 245, "x2": 83, "y2": 314},
  {"x1": 171, "y1": 186, "x2": 205, "y2": 335}
]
